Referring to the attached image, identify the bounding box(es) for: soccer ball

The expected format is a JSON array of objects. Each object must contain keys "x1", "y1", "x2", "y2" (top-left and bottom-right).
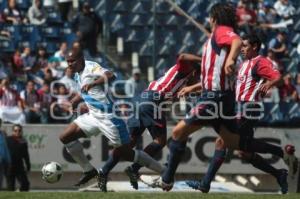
[{"x1": 41, "y1": 161, "x2": 63, "y2": 183}]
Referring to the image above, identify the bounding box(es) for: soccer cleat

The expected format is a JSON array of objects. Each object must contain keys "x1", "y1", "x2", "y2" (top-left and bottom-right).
[
  {"x1": 283, "y1": 145, "x2": 298, "y2": 176},
  {"x1": 140, "y1": 175, "x2": 173, "y2": 191},
  {"x1": 276, "y1": 169, "x2": 288, "y2": 194},
  {"x1": 97, "y1": 169, "x2": 108, "y2": 192},
  {"x1": 124, "y1": 166, "x2": 139, "y2": 190},
  {"x1": 74, "y1": 168, "x2": 98, "y2": 186},
  {"x1": 185, "y1": 180, "x2": 210, "y2": 193}
]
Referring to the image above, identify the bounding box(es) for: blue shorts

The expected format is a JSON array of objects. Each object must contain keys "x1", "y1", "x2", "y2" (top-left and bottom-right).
[
  {"x1": 127, "y1": 91, "x2": 167, "y2": 138},
  {"x1": 184, "y1": 90, "x2": 236, "y2": 134}
]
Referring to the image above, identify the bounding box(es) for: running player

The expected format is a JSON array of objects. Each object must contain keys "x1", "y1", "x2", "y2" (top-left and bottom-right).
[
  {"x1": 59, "y1": 48, "x2": 165, "y2": 186},
  {"x1": 97, "y1": 53, "x2": 202, "y2": 192},
  {"x1": 186, "y1": 33, "x2": 297, "y2": 194}
]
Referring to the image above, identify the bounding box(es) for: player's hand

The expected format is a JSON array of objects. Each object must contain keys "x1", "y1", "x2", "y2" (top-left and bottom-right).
[
  {"x1": 224, "y1": 59, "x2": 235, "y2": 75},
  {"x1": 177, "y1": 86, "x2": 193, "y2": 97},
  {"x1": 81, "y1": 83, "x2": 94, "y2": 93},
  {"x1": 259, "y1": 82, "x2": 271, "y2": 96}
]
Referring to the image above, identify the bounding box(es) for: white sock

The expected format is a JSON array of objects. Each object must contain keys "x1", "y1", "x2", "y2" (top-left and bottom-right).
[
  {"x1": 65, "y1": 140, "x2": 94, "y2": 172},
  {"x1": 134, "y1": 149, "x2": 166, "y2": 174}
]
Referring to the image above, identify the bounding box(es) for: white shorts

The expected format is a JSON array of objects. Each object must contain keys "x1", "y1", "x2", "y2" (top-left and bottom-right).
[{"x1": 73, "y1": 113, "x2": 130, "y2": 147}]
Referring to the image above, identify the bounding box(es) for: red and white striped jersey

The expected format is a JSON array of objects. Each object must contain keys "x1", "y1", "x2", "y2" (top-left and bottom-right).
[
  {"x1": 235, "y1": 55, "x2": 280, "y2": 102},
  {"x1": 148, "y1": 58, "x2": 195, "y2": 97},
  {"x1": 201, "y1": 25, "x2": 240, "y2": 91}
]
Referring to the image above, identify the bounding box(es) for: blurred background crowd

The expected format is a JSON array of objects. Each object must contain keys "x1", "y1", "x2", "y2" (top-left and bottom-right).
[{"x1": 0, "y1": 0, "x2": 300, "y2": 125}]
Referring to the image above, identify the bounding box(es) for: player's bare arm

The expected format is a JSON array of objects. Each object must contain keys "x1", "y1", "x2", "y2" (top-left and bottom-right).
[
  {"x1": 225, "y1": 38, "x2": 242, "y2": 75},
  {"x1": 178, "y1": 53, "x2": 202, "y2": 63},
  {"x1": 177, "y1": 82, "x2": 202, "y2": 97},
  {"x1": 81, "y1": 71, "x2": 115, "y2": 92}
]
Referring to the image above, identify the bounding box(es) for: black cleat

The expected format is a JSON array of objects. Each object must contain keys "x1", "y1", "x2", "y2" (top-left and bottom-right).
[
  {"x1": 97, "y1": 169, "x2": 108, "y2": 192},
  {"x1": 125, "y1": 166, "x2": 139, "y2": 190},
  {"x1": 74, "y1": 168, "x2": 98, "y2": 187}
]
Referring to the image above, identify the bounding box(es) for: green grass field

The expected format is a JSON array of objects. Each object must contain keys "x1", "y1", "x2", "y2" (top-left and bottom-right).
[{"x1": 0, "y1": 192, "x2": 299, "y2": 199}]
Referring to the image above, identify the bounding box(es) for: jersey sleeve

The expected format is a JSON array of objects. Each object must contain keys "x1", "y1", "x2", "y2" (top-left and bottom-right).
[
  {"x1": 215, "y1": 26, "x2": 240, "y2": 47},
  {"x1": 90, "y1": 63, "x2": 110, "y2": 77},
  {"x1": 255, "y1": 58, "x2": 281, "y2": 80}
]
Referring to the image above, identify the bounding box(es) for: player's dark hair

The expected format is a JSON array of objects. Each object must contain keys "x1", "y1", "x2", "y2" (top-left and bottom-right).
[
  {"x1": 12, "y1": 124, "x2": 22, "y2": 131},
  {"x1": 210, "y1": 3, "x2": 237, "y2": 30},
  {"x1": 242, "y1": 34, "x2": 262, "y2": 52}
]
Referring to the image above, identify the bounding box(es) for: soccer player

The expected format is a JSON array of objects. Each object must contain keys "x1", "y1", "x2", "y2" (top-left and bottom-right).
[
  {"x1": 97, "y1": 53, "x2": 202, "y2": 192},
  {"x1": 186, "y1": 34, "x2": 298, "y2": 194},
  {"x1": 59, "y1": 48, "x2": 165, "y2": 186}
]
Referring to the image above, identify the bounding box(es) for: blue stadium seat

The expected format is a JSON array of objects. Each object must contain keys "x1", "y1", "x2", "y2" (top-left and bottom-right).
[
  {"x1": 132, "y1": 1, "x2": 147, "y2": 14},
  {"x1": 125, "y1": 30, "x2": 143, "y2": 42},
  {"x1": 113, "y1": 1, "x2": 128, "y2": 12},
  {"x1": 2, "y1": 25, "x2": 22, "y2": 41},
  {"x1": 129, "y1": 15, "x2": 144, "y2": 26},
  {"x1": 280, "y1": 102, "x2": 300, "y2": 125},
  {"x1": 183, "y1": 31, "x2": 196, "y2": 47},
  {"x1": 37, "y1": 41, "x2": 59, "y2": 54},
  {"x1": 139, "y1": 40, "x2": 153, "y2": 56},
  {"x1": 21, "y1": 25, "x2": 41, "y2": 42},
  {"x1": 110, "y1": 14, "x2": 125, "y2": 32},
  {"x1": 292, "y1": 33, "x2": 300, "y2": 45},
  {"x1": 41, "y1": 26, "x2": 60, "y2": 38},
  {"x1": 165, "y1": 15, "x2": 180, "y2": 26},
  {"x1": 59, "y1": 24, "x2": 77, "y2": 46},
  {"x1": 16, "y1": 0, "x2": 30, "y2": 10},
  {"x1": 156, "y1": 58, "x2": 168, "y2": 69},
  {"x1": 158, "y1": 44, "x2": 171, "y2": 56},
  {"x1": 187, "y1": 2, "x2": 201, "y2": 19},
  {"x1": 0, "y1": 40, "x2": 16, "y2": 53},
  {"x1": 47, "y1": 11, "x2": 63, "y2": 24},
  {"x1": 0, "y1": 0, "x2": 7, "y2": 12},
  {"x1": 151, "y1": 0, "x2": 171, "y2": 13},
  {"x1": 260, "y1": 103, "x2": 284, "y2": 126}
]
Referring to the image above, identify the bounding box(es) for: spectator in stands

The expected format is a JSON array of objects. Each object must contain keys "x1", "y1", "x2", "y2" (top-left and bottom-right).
[
  {"x1": 6, "y1": 124, "x2": 30, "y2": 192},
  {"x1": 274, "y1": 0, "x2": 295, "y2": 19},
  {"x1": 2, "y1": 0, "x2": 26, "y2": 25},
  {"x1": 59, "y1": 67, "x2": 77, "y2": 93},
  {"x1": 28, "y1": 61, "x2": 44, "y2": 88},
  {"x1": 36, "y1": 46, "x2": 48, "y2": 69},
  {"x1": 28, "y1": 0, "x2": 47, "y2": 25},
  {"x1": 43, "y1": 68, "x2": 56, "y2": 85},
  {"x1": 258, "y1": 2, "x2": 277, "y2": 25},
  {"x1": 37, "y1": 82, "x2": 53, "y2": 124},
  {"x1": 54, "y1": 42, "x2": 68, "y2": 61},
  {"x1": 0, "y1": 58, "x2": 10, "y2": 79},
  {"x1": 267, "y1": 49, "x2": 281, "y2": 71},
  {"x1": 20, "y1": 80, "x2": 41, "y2": 123},
  {"x1": 21, "y1": 47, "x2": 36, "y2": 72},
  {"x1": 0, "y1": 30, "x2": 11, "y2": 41},
  {"x1": 295, "y1": 73, "x2": 300, "y2": 99},
  {"x1": 0, "y1": 77, "x2": 25, "y2": 124},
  {"x1": 51, "y1": 83, "x2": 72, "y2": 122},
  {"x1": 58, "y1": 0, "x2": 73, "y2": 21},
  {"x1": 0, "y1": 118, "x2": 11, "y2": 190},
  {"x1": 125, "y1": 68, "x2": 147, "y2": 99},
  {"x1": 72, "y1": 2, "x2": 103, "y2": 56},
  {"x1": 236, "y1": 0, "x2": 257, "y2": 33},
  {"x1": 268, "y1": 31, "x2": 288, "y2": 60},
  {"x1": 279, "y1": 74, "x2": 298, "y2": 102}
]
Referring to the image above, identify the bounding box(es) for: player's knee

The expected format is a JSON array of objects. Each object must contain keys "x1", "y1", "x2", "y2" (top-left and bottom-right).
[
  {"x1": 215, "y1": 137, "x2": 225, "y2": 150},
  {"x1": 172, "y1": 126, "x2": 186, "y2": 141},
  {"x1": 237, "y1": 151, "x2": 252, "y2": 161}
]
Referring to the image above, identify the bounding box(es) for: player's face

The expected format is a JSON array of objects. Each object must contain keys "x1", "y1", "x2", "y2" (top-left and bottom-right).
[
  {"x1": 66, "y1": 56, "x2": 81, "y2": 72},
  {"x1": 241, "y1": 39, "x2": 255, "y2": 59}
]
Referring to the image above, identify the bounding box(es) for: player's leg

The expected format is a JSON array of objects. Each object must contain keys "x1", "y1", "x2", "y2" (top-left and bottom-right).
[
  {"x1": 16, "y1": 171, "x2": 30, "y2": 192},
  {"x1": 160, "y1": 120, "x2": 202, "y2": 190},
  {"x1": 126, "y1": 125, "x2": 167, "y2": 190},
  {"x1": 187, "y1": 137, "x2": 227, "y2": 193},
  {"x1": 238, "y1": 151, "x2": 288, "y2": 194},
  {"x1": 59, "y1": 114, "x2": 98, "y2": 186}
]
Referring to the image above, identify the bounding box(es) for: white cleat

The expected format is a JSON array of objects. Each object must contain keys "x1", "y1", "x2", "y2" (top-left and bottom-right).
[{"x1": 140, "y1": 175, "x2": 173, "y2": 191}]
